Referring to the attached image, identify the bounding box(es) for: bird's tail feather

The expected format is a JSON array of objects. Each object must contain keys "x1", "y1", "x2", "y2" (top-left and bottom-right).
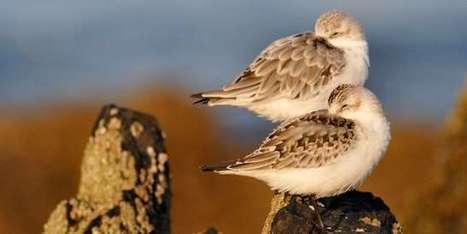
[
  {"x1": 200, "y1": 160, "x2": 236, "y2": 172},
  {"x1": 190, "y1": 90, "x2": 237, "y2": 106}
]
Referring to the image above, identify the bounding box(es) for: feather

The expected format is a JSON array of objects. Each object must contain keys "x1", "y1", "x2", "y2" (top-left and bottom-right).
[
  {"x1": 201, "y1": 110, "x2": 357, "y2": 173},
  {"x1": 193, "y1": 32, "x2": 347, "y2": 110}
]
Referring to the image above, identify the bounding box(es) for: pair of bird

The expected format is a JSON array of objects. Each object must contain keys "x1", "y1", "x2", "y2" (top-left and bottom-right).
[{"x1": 192, "y1": 11, "x2": 390, "y2": 202}]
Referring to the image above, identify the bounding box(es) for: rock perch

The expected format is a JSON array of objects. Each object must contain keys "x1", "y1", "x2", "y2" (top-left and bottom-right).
[
  {"x1": 44, "y1": 104, "x2": 170, "y2": 234},
  {"x1": 262, "y1": 191, "x2": 402, "y2": 234}
]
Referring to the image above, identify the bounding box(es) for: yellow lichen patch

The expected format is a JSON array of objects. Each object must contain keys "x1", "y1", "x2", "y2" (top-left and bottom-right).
[
  {"x1": 148, "y1": 154, "x2": 158, "y2": 174},
  {"x1": 67, "y1": 199, "x2": 93, "y2": 224},
  {"x1": 360, "y1": 216, "x2": 382, "y2": 227},
  {"x1": 146, "y1": 146, "x2": 156, "y2": 157},
  {"x1": 44, "y1": 198, "x2": 111, "y2": 234},
  {"x1": 78, "y1": 124, "x2": 136, "y2": 206},
  {"x1": 43, "y1": 201, "x2": 69, "y2": 234},
  {"x1": 145, "y1": 158, "x2": 158, "y2": 186},
  {"x1": 96, "y1": 216, "x2": 121, "y2": 233},
  {"x1": 139, "y1": 169, "x2": 147, "y2": 183},
  {"x1": 119, "y1": 202, "x2": 138, "y2": 233},
  {"x1": 135, "y1": 199, "x2": 153, "y2": 233},
  {"x1": 392, "y1": 222, "x2": 403, "y2": 234},
  {"x1": 158, "y1": 153, "x2": 168, "y2": 172},
  {"x1": 97, "y1": 120, "x2": 107, "y2": 134},
  {"x1": 81, "y1": 200, "x2": 153, "y2": 234},
  {"x1": 109, "y1": 108, "x2": 119, "y2": 116},
  {"x1": 130, "y1": 121, "x2": 144, "y2": 138},
  {"x1": 135, "y1": 186, "x2": 150, "y2": 203},
  {"x1": 158, "y1": 174, "x2": 167, "y2": 188},
  {"x1": 155, "y1": 184, "x2": 165, "y2": 204},
  {"x1": 108, "y1": 117, "x2": 122, "y2": 130}
]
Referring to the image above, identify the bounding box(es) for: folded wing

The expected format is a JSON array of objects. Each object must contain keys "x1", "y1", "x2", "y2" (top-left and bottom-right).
[
  {"x1": 213, "y1": 110, "x2": 357, "y2": 171},
  {"x1": 194, "y1": 33, "x2": 346, "y2": 105}
]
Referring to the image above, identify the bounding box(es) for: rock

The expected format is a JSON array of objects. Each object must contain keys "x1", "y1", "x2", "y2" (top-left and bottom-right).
[
  {"x1": 44, "y1": 104, "x2": 170, "y2": 234},
  {"x1": 263, "y1": 191, "x2": 402, "y2": 234}
]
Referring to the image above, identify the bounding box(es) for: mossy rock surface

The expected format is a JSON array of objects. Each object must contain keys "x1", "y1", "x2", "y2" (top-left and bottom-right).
[{"x1": 44, "y1": 104, "x2": 170, "y2": 234}]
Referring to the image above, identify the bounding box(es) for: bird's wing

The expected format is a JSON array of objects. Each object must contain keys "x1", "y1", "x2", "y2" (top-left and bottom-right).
[
  {"x1": 201, "y1": 32, "x2": 346, "y2": 103},
  {"x1": 224, "y1": 110, "x2": 357, "y2": 171}
]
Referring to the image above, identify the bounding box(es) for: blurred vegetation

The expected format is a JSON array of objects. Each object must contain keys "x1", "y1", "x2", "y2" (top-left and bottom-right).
[
  {"x1": 405, "y1": 84, "x2": 467, "y2": 233},
  {"x1": 0, "y1": 82, "x2": 463, "y2": 233}
]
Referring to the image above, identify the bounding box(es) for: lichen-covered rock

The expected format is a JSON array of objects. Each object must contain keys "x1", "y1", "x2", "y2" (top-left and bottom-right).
[
  {"x1": 44, "y1": 104, "x2": 170, "y2": 234},
  {"x1": 263, "y1": 191, "x2": 402, "y2": 234}
]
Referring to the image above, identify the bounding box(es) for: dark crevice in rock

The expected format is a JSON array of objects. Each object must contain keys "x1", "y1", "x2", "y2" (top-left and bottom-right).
[
  {"x1": 83, "y1": 216, "x2": 102, "y2": 234},
  {"x1": 64, "y1": 201, "x2": 77, "y2": 227},
  {"x1": 106, "y1": 206, "x2": 121, "y2": 218}
]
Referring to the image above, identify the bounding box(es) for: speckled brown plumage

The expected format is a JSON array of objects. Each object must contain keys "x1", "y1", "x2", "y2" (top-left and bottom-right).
[
  {"x1": 210, "y1": 32, "x2": 346, "y2": 102},
  {"x1": 224, "y1": 110, "x2": 356, "y2": 170}
]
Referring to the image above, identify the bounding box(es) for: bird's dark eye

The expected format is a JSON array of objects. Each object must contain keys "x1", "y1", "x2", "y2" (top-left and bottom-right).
[
  {"x1": 330, "y1": 32, "x2": 340, "y2": 38},
  {"x1": 341, "y1": 104, "x2": 349, "y2": 110}
]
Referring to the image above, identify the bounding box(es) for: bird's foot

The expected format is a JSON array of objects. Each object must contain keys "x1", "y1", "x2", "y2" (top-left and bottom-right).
[{"x1": 305, "y1": 195, "x2": 327, "y2": 233}]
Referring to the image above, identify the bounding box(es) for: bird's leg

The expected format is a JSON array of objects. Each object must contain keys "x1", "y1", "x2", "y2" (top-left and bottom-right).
[
  {"x1": 273, "y1": 190, "x2": 289, "y2": 202},
  {"x1": 309, "y1": 195, "x2": 325, "y2": 230}
]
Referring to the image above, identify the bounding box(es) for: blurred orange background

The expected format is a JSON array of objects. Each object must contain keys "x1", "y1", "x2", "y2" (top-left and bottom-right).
[{"x1": 1, "y1": 82, "x2": 464, "y2": 233}]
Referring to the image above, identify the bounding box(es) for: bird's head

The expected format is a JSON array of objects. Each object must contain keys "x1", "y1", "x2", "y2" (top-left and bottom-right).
[
  {"x1": 315, "y1": 10, "x2": 365, "y2": 45},
  {"x1": 328, "y1": 84, "x2": 383, "y2": 120}
]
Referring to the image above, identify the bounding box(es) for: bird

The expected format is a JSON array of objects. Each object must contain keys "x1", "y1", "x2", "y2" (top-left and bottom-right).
[
  {"x1": 201, "y1": 84, "x2": 390, "y2": 198},
  {"x1": 192, "y1": 10, "x2": 369, "y2": 122}
]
